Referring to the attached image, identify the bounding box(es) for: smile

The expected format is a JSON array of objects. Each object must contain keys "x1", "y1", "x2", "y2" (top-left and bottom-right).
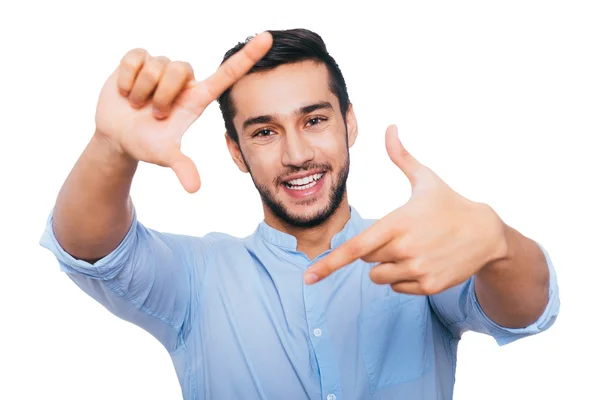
[{"x1": 284, "y1": 172, "x2": 324, "y2": 190}]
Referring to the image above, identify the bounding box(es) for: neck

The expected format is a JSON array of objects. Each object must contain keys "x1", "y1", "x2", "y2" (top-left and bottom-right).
[{"x1": 263, "y1": 195, "x2": 351, "y2": 260}]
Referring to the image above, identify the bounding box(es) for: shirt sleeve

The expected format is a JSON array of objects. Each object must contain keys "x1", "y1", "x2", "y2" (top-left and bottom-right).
[
  {"x1": 428, "y1": 241, "x2": 560, "y2": 346},
  {"x1": 38, "y1": 206, "x2": 215, "y2": 353}
]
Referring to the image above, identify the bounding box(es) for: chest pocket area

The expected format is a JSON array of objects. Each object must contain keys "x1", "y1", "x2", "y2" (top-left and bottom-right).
[{"x1": 358, "y1": 294, "x2": 432, "y2": 393}]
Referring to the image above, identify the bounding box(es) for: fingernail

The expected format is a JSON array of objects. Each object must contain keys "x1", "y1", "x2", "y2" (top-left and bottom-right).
[
  {"x1": 153, "y1": 107, "x2": 165, "y2": 119},
  {"x1": 304, "y1": 272, "x2": 319, "y2": 285}
]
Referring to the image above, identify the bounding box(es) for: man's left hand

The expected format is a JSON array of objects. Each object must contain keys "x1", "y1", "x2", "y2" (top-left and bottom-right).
[{"x1": 304, "y1": 125, "x2": 509, "y2": 295}]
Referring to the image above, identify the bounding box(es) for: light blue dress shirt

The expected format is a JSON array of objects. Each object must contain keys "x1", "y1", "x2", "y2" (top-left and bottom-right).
[{"x1": 39, "y1": 205, "x2": 560, "y2": 399}]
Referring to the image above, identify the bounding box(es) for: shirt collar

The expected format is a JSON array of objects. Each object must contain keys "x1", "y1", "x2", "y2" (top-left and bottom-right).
[{"x1": 256, "y1": 205, "x2": 365, "y2": 251}]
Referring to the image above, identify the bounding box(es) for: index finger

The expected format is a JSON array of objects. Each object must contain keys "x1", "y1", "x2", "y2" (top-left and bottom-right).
[
  {"x1": 197, "y1": 31, "x2": 273, "y2": 107},
  {"x1": 304, "y1": 218, "x2": 395, "y2": 284}
]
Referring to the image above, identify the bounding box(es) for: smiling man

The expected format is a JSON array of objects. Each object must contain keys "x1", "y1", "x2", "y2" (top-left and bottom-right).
[{"x1": 40, "y1": 29, "x2": 560, "y2": 399}]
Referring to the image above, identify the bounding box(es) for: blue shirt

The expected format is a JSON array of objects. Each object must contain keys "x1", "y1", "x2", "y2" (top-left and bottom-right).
[{"x1": 39, "y1": 205, "x2": 560, "y2": 400}]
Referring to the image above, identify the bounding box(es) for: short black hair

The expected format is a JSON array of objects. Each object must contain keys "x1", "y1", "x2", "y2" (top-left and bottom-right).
[{"x1": 217, "y1": 28, "x2": 351, "y2": 144}]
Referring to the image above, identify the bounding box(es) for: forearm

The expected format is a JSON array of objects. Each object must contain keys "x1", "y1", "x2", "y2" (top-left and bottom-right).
[
  {"x1": 474, "y1": 222, "x2": 549, "y2": 328},
  {"x1": 53, "y1": 132, "x2": 139, "y2": 262}
]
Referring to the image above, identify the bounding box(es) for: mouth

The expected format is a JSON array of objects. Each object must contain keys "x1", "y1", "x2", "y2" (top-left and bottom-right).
[
  {"x1": 283, "y1": 172, "x2": 325, "y2": 190},
  {"x1": 281, "y1": 171, "x2": 327, "y2": 198}
]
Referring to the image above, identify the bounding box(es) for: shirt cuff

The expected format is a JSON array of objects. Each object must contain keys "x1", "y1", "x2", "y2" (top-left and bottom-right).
[
  {"x1": 468, "y1": 241, "x2": 560, "y2": 346},
  {"x1": 38, "y1": 206, "x2": 139, "y2": 280}
]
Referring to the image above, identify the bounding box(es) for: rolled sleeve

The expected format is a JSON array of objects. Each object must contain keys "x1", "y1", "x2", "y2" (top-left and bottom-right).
[
  {"x1": 38, "y1": 206, "x2": 214, "y2": 353},
  {"x1": 466, "y1": 242, "x2": 560, "y2": 345},
  {"x1": 39, "y1": 206, "x2": 139, "y2": 280},
  {"x1": 430, "y1": 242, "x2": 560, "y2": 346}
]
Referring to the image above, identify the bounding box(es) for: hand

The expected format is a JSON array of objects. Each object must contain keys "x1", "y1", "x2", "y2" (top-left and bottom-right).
[
  {"x1": 94, "y1": 32, "x2": 273, "y2": 193},
  {"x1": 304, "y1": 125, "x2": 509, "y2": 295}
]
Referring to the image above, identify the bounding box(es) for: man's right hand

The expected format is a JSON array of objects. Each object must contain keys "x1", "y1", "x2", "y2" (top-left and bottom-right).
[{"x1": 94, "y1": 32, "x2": 273, "y2": 193}]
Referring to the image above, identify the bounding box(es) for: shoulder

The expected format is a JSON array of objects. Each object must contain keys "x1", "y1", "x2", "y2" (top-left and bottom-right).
[
  {"x1": 155, "y1": 230, "x2": 244, "y2": 259},
  {"x1": 197, "y1": 231, "x2": 245, "y2": 248}
]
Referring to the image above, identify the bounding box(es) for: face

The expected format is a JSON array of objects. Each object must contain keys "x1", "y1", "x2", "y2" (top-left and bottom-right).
[{"x1": 226, "y1": 60, "x2": 358, "y2": 228}]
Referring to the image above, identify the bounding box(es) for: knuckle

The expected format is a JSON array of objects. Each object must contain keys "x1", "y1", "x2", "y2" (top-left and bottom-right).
[
  {"x1": 368, "y1": 267, "x2": 383, "y2": 283},
  {"x1": 419, "y1": 277, "x2": 439, "y2": 295},
  {"x1": 121, "y1": 48, "x2": 147, "y2": 68},
  {"x1": 361, "y1": 253, "x2": 376, "y2": 263},
  {"x1": 152, "y1": 97, "x2": 169, "y2": 110},
  {"x1": 141, "y1": 64, "x2": 163, "y2": 81},
  {"x1": 391, "y1": 283, "x2": 403, "y2": 293},
  {"x1": 153, "y1": 55, "x2": 171, "y2": 65},
  {"x1": 128, "y1": 47, "x2": 148, "y2": 57},
  {"x1": 140, "y1": 57, "x2": 169, "y2": 80},
  {"x1": 128, "y1": 98, "x2": 144, "y2": 108},
  {"x1": 169, "y1": 61, "x2": 193, "y2": 76},
  {"x1": 392, "y1": 240, "x2": 410, "y2": 258},
  {"x1": 406, "y1": 257, "x2": 425, "y2": 277},
  {"x1": 184, "y1": 61, "x2": 194, "y2": 75},
  {"x1": 345, "y1": 243, "x2": 362, "y2": 259},
  {"x1": 221, "y1": 61, "x2": 240, "y2": 80},
  {"x1": 405, "y1": 263, "x2": 421, "y2": 277}
]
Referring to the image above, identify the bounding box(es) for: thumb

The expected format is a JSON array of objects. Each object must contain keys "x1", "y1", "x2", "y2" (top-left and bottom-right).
[
  {"x1": 167, "y1": 148, "x2": 201, "y2": 193},
  {"x1": 385, "y1": 125, "x2": 422, "y2": 188}
]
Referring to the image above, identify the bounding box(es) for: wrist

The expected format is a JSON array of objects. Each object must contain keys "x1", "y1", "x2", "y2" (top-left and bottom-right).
[
  {"x1": 91, "y1": 131, "x2": 137, "y2": 168},
  {"x1": 477, "y1": 204, "x2": 512, "y2": 275}
]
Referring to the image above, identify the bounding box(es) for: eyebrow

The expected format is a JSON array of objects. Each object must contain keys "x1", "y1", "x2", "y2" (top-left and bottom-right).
[{"x1": 242, "y1": 101, "x2": 334, "y2": 131}]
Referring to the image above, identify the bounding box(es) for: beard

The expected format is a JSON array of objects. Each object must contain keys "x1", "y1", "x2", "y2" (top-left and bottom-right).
[{"x1": 243, "y1": 149, "x2": 350, "y2": 229}]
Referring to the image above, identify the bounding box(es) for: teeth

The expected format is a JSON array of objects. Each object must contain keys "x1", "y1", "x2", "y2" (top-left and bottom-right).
[
  {"x1": 288, "y1": 180, "x2": 318, "y2": 190},
  {"x1": 287, "y1": 172, "x2": 324, "y2": 186}
]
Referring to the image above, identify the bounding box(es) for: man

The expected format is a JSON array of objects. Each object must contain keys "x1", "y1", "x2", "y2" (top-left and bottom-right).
[{"x1": 40, "y1": 29, "x2": 559, "y2": 399}]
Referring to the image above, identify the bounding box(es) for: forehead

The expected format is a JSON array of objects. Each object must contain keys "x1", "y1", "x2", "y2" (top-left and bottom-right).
[{"x1": 230, "y1": 60, "x2": 337, "y2": 123}]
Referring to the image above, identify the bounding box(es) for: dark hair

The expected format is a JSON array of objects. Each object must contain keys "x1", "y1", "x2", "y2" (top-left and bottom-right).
[{"x1": 217, "y1": 28, "x2": 351, "y2": 144}]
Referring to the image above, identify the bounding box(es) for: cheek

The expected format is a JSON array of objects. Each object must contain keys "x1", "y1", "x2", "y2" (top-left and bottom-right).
[
  {"x1": 246, "y1": 149, "x2": 281, "y2": 182},
  {"x1": 309, "y1": 132, "x2": 347, "y2": 163}
]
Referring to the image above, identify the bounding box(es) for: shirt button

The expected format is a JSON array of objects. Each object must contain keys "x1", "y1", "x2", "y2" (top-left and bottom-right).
[
  {"x1": 313, "y1": 328, "x2": 322, "y2": 337},
  {"x1": 327, "y1": 394, "x2": 336, "y2": 400}
]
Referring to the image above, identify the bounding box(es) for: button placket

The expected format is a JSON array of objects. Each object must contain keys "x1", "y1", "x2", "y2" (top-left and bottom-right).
[{"x1": 303, "y1": 260, "x2": 343, "y2": 400}]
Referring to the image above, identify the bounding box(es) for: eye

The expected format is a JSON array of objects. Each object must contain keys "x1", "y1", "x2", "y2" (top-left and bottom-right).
[
  {"x1": 252, "y1": 129, "x2": 274, "y2": 138},
  {"x1": 306, "y1": 116, "x2": 327, "y2": 127}
]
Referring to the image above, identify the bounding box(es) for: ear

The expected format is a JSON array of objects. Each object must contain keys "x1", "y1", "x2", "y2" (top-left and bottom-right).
[
  {"x1": 345, "y1": 103, "x2": 358, "y2": 148},
  {"x1": 225, "y1": 132, "x2": 249, "y2": 173}
]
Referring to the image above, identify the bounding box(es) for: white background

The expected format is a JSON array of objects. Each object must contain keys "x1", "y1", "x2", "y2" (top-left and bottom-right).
[{"x1": 1, "y1": 0, "x2": 599, "y2": 399}]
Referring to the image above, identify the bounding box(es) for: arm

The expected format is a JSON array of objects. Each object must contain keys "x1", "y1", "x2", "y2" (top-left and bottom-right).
[
  {"x1": 41, "y1": 201, "x2": 213, "y2": 352},
  {"x1": 426, "y1": 209, "x2": 560, "y2": 345},
  {"x1": 53, "y1": 32, "x2": 273, "y2": 260},
  {"x1": 428, "y1": 237, "x2": 559, "y2": 345},
  {"x1": 474, "y1": 222, "x2": 550, "y2": 328},
  {"x1": 42, "y1": 50, "x2": 202, "y2": 351},
  {"x1": 304, "y1": 126, "x2": 560, "y2": 345},
  {"x1": 40, "y1": 36, "x2": 273, "y2": 351},
  {"x1": 43, "y1": 128, "x2": 206, "y2": 352},
  {"x1": 52, "y1": 131, "x2": 137, "y2": 263}
]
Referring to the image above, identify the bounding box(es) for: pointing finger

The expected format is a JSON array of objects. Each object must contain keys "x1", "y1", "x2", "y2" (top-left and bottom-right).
[{"x1": 304, "y1": 218, "x2": 396, "y2": 284}]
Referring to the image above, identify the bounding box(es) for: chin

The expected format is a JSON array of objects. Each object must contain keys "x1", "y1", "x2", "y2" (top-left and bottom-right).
[
  {"x1": 285, "y1": 200, "x2": 325, "y2": 218},
  {"x1": 272, "y1": 192, "x2": 342, "y2": 229},
  {"x1": 255, "y1": 161, "x2": 349, "y2": 228}
]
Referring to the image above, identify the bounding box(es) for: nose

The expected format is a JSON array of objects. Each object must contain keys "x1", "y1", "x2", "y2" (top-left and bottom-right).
[{"x1": 281, "y1": 129, "x2": 315, "y2": 167}]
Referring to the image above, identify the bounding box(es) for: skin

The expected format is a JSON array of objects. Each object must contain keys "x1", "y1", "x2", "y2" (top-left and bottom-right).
[
  {"x1": 303, "y1": 125, "x2": 550, "y2": 328},
  {"x1": 223, "y1": 57, "x2": 549, "y2": 328},
  {"x1": 52, "y1": 32, "x2": 273, "y2": 261},
  {"x1": 54, "y1": 30, "x2": 549, "y2": 331},
  {"x1": 225, "y1": 60, "x2": 358, "y2": 259}
]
